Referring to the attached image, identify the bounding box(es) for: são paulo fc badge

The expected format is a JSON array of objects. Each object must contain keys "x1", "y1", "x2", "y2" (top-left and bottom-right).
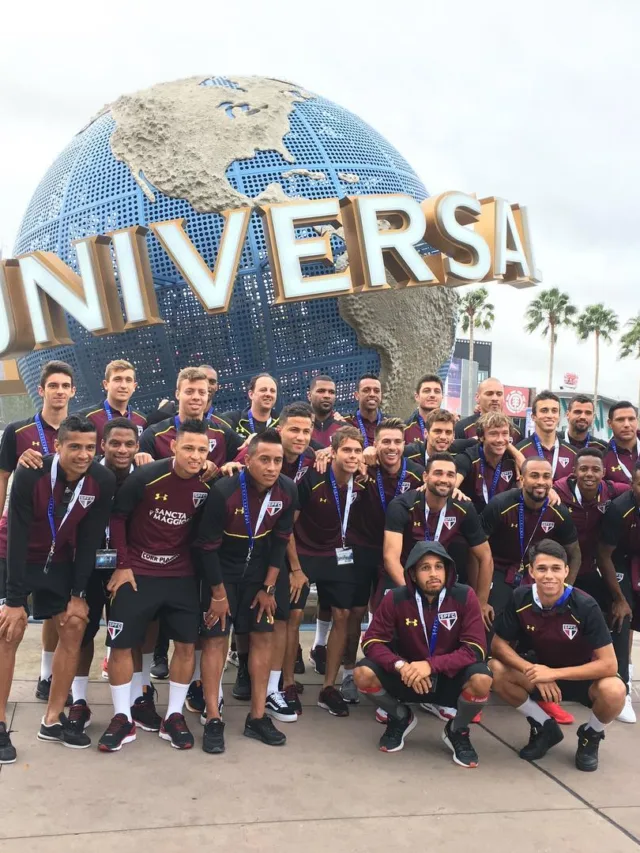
[
  {"x1": 79, "y1": 494, "x2": 95, "y2": 508},
  {"x1": 107, "y1": 621, "x2": 123, "y2": 640},
  {"x1": 209, "y1": 438, "x2": 217, "y2": 452},
  {"x1": 137, "y1": 426, "x2": 143, "y2": 436},
  {"x1": 193, "y1": 492, "x2": 208, "y2": 508},
  {"x1": 400, "y1": 481, "x2": 411, "y2": 493},
  {"x1": 294, "y1": 467, "x2": 308, "y2": 483},
  {"x1": 562, "y1": 623, "x2": 578, "y2": 640},
  {"x1": 558, "y1": 456, "x2": 570, "y2": 468},
  {"x1": 267, "y1": 500, "x2": 283, "y2": 516},
  {"x1": 541, "y1": 521, "x2": 555, "y2": 533},
  {"x1": 443, "y1": 517, "x2": 457, "y2": 530},
  {"x1": 438, "y1": 611, "x2": 458, "y2": 630},
  {"x1": 501, "y1": 470, "x2": 513, "y2": 483}
]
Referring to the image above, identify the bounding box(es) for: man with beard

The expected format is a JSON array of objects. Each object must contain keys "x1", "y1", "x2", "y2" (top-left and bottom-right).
[
  {"x1": 404, "y1": 375, "x2": 444, "y2": 444},
  {"x1": 563, "y1": 395, "x2": 607, "y2": 452},
  {"x1": 602, "y1": 401, "x2": 639, "y2": 486},
  {"x1": 219, "y1": 373, "x2": 279, "y2": 438},
  {"x1": 346, "y1": 374, "x2": 386, "y2": 448},
  {"x1": 308, "y1": 375, "x2": 345, "y2": 448},
  {"x1": 516, "y1": 392, "x2": 577, "y2": 482},
  {"x1": 455, "y1": 378, "x2": 522, "y2": 443}
]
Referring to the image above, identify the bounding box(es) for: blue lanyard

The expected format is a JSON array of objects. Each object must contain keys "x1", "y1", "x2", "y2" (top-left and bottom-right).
[
  {"x1": 206, "y1": 405, "x2": 214, "y2": 420},
  {"x1": 356, "y1": 411, "x2": 381, "y2": 447},
  {"x1": 478, "y1": 445, "x2": 502, "y2": 503},
  {"x1": 174, "y1": 415, "x2": 181, "y2": 431},
  {"x1": 415, "y1": 588, "x2": 446, "y2": 656},
  {"x1": 518, "y1": 493, "x2": 549, "y2": 572},
  {"x1": 239, "y1": 470, "x2": 271, "y2": 557},
  {"x1": 104, "y1": 400, "x2": 130, "y2": 420},
  {"x1": 375, "y1": 460, "x2": 407, "y2": 513},
  {"x1": 329, "y1": 467, "x2": 353, "y2": 547},
  {"x1": 247, "y1": 411, "x2": 271, "y2": 433},
  {"x1": 35, "y1": 413, "x2": 50, "y2": 455},
  {"x1": 416, "y1": 412, "x2": 426, "y2": 437}
]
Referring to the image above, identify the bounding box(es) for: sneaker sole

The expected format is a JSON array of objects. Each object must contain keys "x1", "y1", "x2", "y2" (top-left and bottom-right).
[
  {"x1": 420, "y1": 703, "x2": 453, "y2": 721},
  {"x1": 185, "y1": 700, "x2": 206, "y2": 715},
  {"x1": 0, "y1": 756, "x2": 16, "y2": 764},
  {"x1": 37, "y1": 733, "x2": 91, "y2": 749},
  {"x1": 101, "y1": 672, "x2": 109, "y2": 680},
  {"x1": 379, "y1": 715, "x2": 417, "y2": 753},
  {"x1": 232, "y1": 691, "x2": 251, "y2": 701},
  {"x1": 158, "y1": 731, "x2": 194, "y2": 749},
  {"x1": 243, "y1": 728, "x2": 286, "y2": 746},
  {"x1": 340, "y1": 694, "x2": 360, "y2": 705},
  {"x1": 265, "y1": 708, "x2": 298, "y2": 723},
  {"x1": 150, "y1": 673, "x2": 169, "y2": 680},
  {"x1": 98, "y1": 733, "x2": 137, "y2": 752},
  {"x1": 575, "y1": 756, "x2": 598, "y2": 772},
  {"x1": 317, "y1": 701, "x2": 349, "y2": 717},
  {"x1": 133, "y1": 719, "x2": 161, "y2": 732},
  {"x1": 202, "y1": 742, "x2": 225, "y2": 754},
  {"x1": 442, "y1": 731, "x2": 478, "y2": 768}
]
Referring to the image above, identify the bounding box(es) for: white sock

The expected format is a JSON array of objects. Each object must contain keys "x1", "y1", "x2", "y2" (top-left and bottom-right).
[
  {"x1": 72, "y1": 676, "x2": 89, "y2": 704},
  {"x1": 267, "y1": 670, "x2": 281, "y2": 696},
  {"x1": 629, "y1": 663, "x2": 634, "y2": 686},
  {"x1": 105, "y1": 646, "x2": 111, "y2": 660},
  {"x1": 130, "y1": 671, "x2": 143, "y2": 705},
  {"x1": 192, "y1": 650, "x2": 202, "y2": 682},
  {"x1": 218, "y1": 677, "x2": 224, "y2": 704},
  {"x1": 587, "y1": 713, "x2": 607, "y2": 733},
  {"x1": 517, "y1": 698, "x2": 550, "y2": 725},
  {"x1": 141, "y1": 653, "x2": 154, "y2": 688},
  {"x1": 342, "y1": 667, "x2": 354, "y2": 682},
  {"x1": 110, "y1": 683, "x2": 133, "y2": 721},
  {"x1": 166, "y1": 681, "x2": 189, "y2": 719},
  {"x1": 40, "y1": 651, "x2": 54, "y2": 681},
  {"x1": 313, "y1": 619, "x2": 331, "y2": 649}
]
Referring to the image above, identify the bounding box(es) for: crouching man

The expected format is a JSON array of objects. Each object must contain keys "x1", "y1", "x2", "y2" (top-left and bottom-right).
[
  {"x1": 353, "y1": 541, "x2": 491, "y2": 767},
  {"x1": 490, "y1": 539, "x2": 626, "y2": 772}
]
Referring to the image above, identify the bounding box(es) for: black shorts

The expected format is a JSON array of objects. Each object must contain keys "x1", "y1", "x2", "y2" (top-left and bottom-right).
[
  {"x1": 274, "y1": 563, "x2": 290, "y2": 622},
  {"x1": 532, "y1": 680, "x2": 595, "y2": 707},
  {"x1": 574, "y1": 572, "x2": 610, "y2": 613},
  {"x1": 0, "y1": 558, "x2": 73, "y2": 620},
  {"x1": 82, "y1": 569, "x2": 113, "y2": 646},
  {"x1": 291, "y1": 554, "x2": 370, "y2": 612},
  {"x1": 107, "y1": 574, "x2": 200, "y2": 649},
  {"x1": 200, "y1": 580, "x2": 274, "y2": 638},
  {"x1": 356, "y1": 658, "x2": 492, "y2": 707},
  {"x1": 488, "y1": 569, "x2": 516, "y2": 620}
]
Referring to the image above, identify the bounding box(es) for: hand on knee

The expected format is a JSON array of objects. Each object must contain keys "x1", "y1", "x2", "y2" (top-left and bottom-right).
[{"x1": 58, "y1": 616, "x2": 86, "y2": 643}]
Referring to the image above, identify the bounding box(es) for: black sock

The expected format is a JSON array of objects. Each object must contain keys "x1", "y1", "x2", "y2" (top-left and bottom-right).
[
  {"x1": 363, "y1": 688, "x2": 408, "y2": 721},
  {"x1": 238, "y1": 652, "x2": 249, "y2": 666}
]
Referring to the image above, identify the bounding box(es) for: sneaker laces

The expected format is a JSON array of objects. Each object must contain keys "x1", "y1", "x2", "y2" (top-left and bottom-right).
[
  {"x1": 68, "y1": 703, "x2": 87, "y2": 723},
  {"x1": 269, "y1": 691, "x2": 288, "y2": 709},
  {"x1": 165, "y1": 713, "x2": 189, "y2": 734},
  {"x1": 105, "y1": 714, "x2": 130, "y2": 734}
]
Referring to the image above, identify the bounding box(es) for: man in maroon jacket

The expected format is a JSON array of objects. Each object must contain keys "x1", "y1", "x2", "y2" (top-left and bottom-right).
[
  {"x1": 355, "y1": 540, "x2": 491, "y2": 767},
  {"x1": 403, "y1": 374, "x2": 444, "y2": 444},
  {"x1": 602, "y1": 401, "x2": 639, "y2": 486},
  {"x1": 308, "y1": 376, "x2": 344, "y2": 448}
]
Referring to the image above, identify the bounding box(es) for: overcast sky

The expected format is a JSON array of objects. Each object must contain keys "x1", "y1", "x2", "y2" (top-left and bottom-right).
[{"x1": 1, "y1": 1, "x2": 638, "y2": 401}]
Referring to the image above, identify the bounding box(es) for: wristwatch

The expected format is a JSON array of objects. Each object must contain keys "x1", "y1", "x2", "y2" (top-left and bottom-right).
[
  {"x1": 262, "y1": 584, "x2": 276, "y2": 596},
  {"x1": 71, "y1": 590, "x2": 87, "y2": 600},
  {"x1": 394, "y1": 659, "x2": 406, "y2": 671}
]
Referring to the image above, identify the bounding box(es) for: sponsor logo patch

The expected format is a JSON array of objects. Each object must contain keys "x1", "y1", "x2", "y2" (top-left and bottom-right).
[
  {"x1": 405, "y1": 618, "x2": 418, "y2": 626},
  {"x1": 443, "y1": 516, "x2": 457, "y2": 530},
  {"x1": 558, "y1": 456, "x2": 570, "y2": 469},
  {"x1": 438, "y1": 611, "x2": 458, "y2": 630},
  {"x1": 78, "y1": 494, "x2": 95, "y2": 509},
  {"x1": 107, "y1": 620, "x2": 123, "y2": 640},
  {"x1": 266, "y1": 500, "x2": 283, "y2": 516},
  {"x1": 501, "y1": 470, "x2": 513, "y2": 483},
  {"x1": 541, "y1": 521, "x2": 555, "y2": 533},
  {"x1": 140, "y1": 552, "x2": 177, "y2": 565},
  {"x1": 562, "y1": 623, "x2": 578, "y2": 640},
  {"x1": 192, "y1": 491, "x2": 208, "y2": 508}
]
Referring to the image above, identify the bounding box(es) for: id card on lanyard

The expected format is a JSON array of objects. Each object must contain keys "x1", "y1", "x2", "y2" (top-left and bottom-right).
[
  {"x1": 96, "y1": 458, "x2": 132, "y2": 570},
  {"x1": 44, "y1": 454, "x2": 85, "y2": 573},
  {"x1": 329, "y1": 468, "x2": 354, "y2": 565},
  {"x1": 239, "y1": 470, "x2": 271, "y2": 573}
]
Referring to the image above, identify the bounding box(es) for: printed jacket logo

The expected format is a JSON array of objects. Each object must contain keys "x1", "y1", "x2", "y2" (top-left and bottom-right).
[
  {"x1": 558, "y1": 456, "x2": 570, "y2": 468},
  {"x1": 438, "y1": 611, "x2": 458, "y2": 630},
  {"x1": 267, "y1": 500, "x2": 283, "y2": 516},
  {"x1": 209, "y1": 438, "x2": 217, "y2": 452},
  {"x1": 501, "y1": 470, "x2": 513, "y2": 483},
  {"x1": 192, "y1": 492, "x2": 208, "y2": 508},
  {"x1": 541, "y1": 521, "x2": 555, "y2": 533},
  {"x1": 78, "y1": 494, "x2": 95, "y2": 509},
  {"x1": 443, "y1": 516, "x2": 457, "y2": 530},
  {"x1": 107, "y1": 620, "x2": 123, "y2": 640},
  {"x1": 562, "y1": 623, "x2": 578, "y2": 640}
]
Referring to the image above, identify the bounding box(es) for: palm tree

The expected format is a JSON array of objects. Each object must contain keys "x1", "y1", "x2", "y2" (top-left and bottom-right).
[
  {"x1": 619, "y1": 312, "x2": 640, "y2": 410},
  {"x1": 459, "y1": 286, "x2": 494, "y2": 414},
  {"x1": 575, "y1": 304, "x2": 619, "y2": 413},
  {"x1": 524, "y1": 287, "x2": 577, "y2": 389}
]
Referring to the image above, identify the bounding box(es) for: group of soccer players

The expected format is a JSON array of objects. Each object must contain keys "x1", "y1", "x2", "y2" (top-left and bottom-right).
[{"x1": 0, "y1": 360, "x2": 638, "y2": 774}]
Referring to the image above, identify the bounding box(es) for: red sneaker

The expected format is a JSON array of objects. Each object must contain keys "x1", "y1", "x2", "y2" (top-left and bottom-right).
[{"x1": 538, "y1": 701, "x2": 574, "y2": 725}]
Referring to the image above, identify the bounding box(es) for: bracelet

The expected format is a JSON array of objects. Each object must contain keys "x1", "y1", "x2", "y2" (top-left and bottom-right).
[{"x1": 212, "y1": 596, "x2": 227, "y2": 602}]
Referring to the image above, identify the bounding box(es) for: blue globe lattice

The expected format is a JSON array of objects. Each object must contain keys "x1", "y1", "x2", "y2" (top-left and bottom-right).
[{"x1": 13, "y1": 77, "x2": 434, "y2": 413}]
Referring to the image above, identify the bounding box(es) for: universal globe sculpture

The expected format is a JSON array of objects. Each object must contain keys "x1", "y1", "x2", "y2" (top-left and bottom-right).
[{"x1": 13, "y1": 76, "x2": 457, "y2": 414}]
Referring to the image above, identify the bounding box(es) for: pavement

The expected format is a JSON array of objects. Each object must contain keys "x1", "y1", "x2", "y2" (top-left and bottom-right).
[{"x1": 2, "y1": 628, "x2": 640, "y2": 853}]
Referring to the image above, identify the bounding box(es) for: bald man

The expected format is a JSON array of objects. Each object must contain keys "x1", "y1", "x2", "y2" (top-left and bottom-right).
[{"x1": 455, "y1": 379, "x2": 522, "y2": 443}]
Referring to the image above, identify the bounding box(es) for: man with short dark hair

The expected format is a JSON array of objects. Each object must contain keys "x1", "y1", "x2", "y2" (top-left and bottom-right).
[
  {"x1": 404, "y1": 375, "x2": 444, "y2": 444},
  {"x1": 219, "y1": 373, "x2": 279, "y2": 438},
  {"x1": 308, "y1": 375, "x2": 344, "y2": 448},
  {"x1": 0, "y1": 416, "x2": 115, "y2": 764},
  {"x1": 491, "y1": 539, "x2": 626, "y2": 772},
  {"x1": 603, "y1": 401, "x2": 639, "y2": 485},
  {"x1": 404, "y1": 409, "x2": 469, "y2": 467},
  {"x1": 516, "y1": 391, "x2": 577, "y2": 481},
  {"x1": 355, "y1": 540, "x2": 491, "y2": 766},
  {"x1": 455, "y1": 378, "x2": 522, "y2": 442},
  {"x1": 346, "y1": 374, "x2": 385, "y2": 447},
  {"x1": 563, "y1": 395, "x2": 607, "y2": 451}
]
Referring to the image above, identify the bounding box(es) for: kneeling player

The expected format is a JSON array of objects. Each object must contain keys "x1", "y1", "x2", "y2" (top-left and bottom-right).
[
  {"x1": 354, "y1": 541, "x2": 491, "y2": 767},
  {"x1": 490, "y1": 539, "x2": 626, "y2": 772}
]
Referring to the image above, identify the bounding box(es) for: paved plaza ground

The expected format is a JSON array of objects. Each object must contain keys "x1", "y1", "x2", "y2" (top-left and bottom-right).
[{"x1": 1, "y1": 627, "x2": 639, "y2": 852}]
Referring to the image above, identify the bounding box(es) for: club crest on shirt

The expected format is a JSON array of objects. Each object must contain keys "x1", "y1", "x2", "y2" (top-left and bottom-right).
[
  {"x1": 192, "y1": 491, "x2": 208, "y2": 508},
  {"x1": 78, "y1": 494, "x2": 95, "y2": 509},
  {"x1": 294, "y1": 466, "x2": 309, "y2": 484},
  {"x1": 107, "y1": 620, "x2": 123, "y2": 640},
  {"x1": 438, "y1": 611, "x2": 458, "y2": 630},
  {"x1": 137, "y1": 426, "x2": 144, "y2": 436},
  {"x1": 400, "y1": 481, "x2": 411, "y2": 493},
  {"x1": 616, "y1": 572, "x2": 625, "y2": 583},
  {"x1": 443, "y1": 516, "x2": 457, "y2": 530},
  {"x1": 562, "y1": 623, "x2": 578, "y2": 640},
  {"x1": 558, "y1": 456, "x2": 570, "y2": 468},
  {"x1": 541, "y1": 521, "x2": 555, "y2": 533},
  {"x1": 501, "y1": 470, "x2": 513, "y2": 483},
  {"x1": 209, "y1": 439, "x2": 217, "y2": 452},
  {"x1": 267, "y1": 500, "x2": 283, "y2": 516},
  {"x1": 597, "y1": 504, "x2": 608, "y2": 514}
]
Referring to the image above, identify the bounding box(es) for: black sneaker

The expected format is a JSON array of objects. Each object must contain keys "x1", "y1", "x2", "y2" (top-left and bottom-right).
[
  {"x1": 67, "y1": 700, "x2": 92, "y2": 733},
  {"x1": 309, "y1": 645, "x2": 326, "y2": 675},
  {"x1": 575, "y1": 723, "x2": 604, "y2": 772},
  {"x1": 265, "y1": 691, "x2": 298, "y2": 723},
  {"x1": 150, "y1": 656, "x2": 169, "y2": 680},
  {"x1": 284, "y1": 683, "x2": 302, "y2": 715},
  {"x1": 232, "y1": 661, "x2": 251, "y2": 700},
  {"x1": 318, "y1": 685, "x2": 349, "y2": 717},
  {"x1": 35, "y1": 676, "x2": 73, "y2": 706},
  {"x1": 519, "y1": 717, "x2": 564, "y2": 761},
  {"x1": 200, "y1": 696, "x2": 224, "y2": 727},
  {"x1": 442, "y1": 719, "x2": 479, "y2": 768},
  {"x1": 131, "y1": 685, "x2": 162, "y2": 732},
  {"x1": 202, "y1": 718, "x2": 225, "y2": 754},
  {"x1": 159, "y1": 713, "x2": 194, "y2": 750},
  {"x1": 38, "y1": 713, "x2": 91, "y2": 749},
  {"x1": 294, "y1": 644, "x2": 305, "y2": 674},
  {"x1": 243, "y1": 713, "x2": 286, "y2": 746},
  {"x1": 279, "y1": 673, "x2": 304, "y2": 694},
  {"x1": 379, "y1": 710, "x2": 417, "y2": 753},
  {"x1": 0, "y1": 721, "x2": 16, "y2": 764},
  {"x1": 185, "y1": 680, "x2": 205, "y2": 714},
  {"x1": 98, "y1": 714, "x2": 137, "y2": 752}
]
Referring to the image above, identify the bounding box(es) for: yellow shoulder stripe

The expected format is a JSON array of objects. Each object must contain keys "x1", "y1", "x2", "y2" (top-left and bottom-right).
[
  {"x1": 623, "y1": 506, "x2": 636, "y2": 518},
  {"x1": 361, "y1": 638, "x2": 389, "y2": 650},
  {"x1": 146, "y1": 471, "x2": 172, "y2": 486},
  {"x1": 462, "y1": 640, "x2": 486, "y2": 660},
  {"x1": 501, "y1": 503, "x2": 519, "y2": 515},
  {"x1": 516, "y1": 602, "x2": 533, "y2": 613}
]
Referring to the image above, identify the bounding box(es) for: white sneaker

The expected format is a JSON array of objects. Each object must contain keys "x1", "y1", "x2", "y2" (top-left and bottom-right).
[
  {"x1": 420, "y1": 703, "x2": 456, "y2": 721},
  {"x1": 265, "y1": 691, "x2": 298, "y2": 723},
  {"x1": 617, "y1": 693, "x2": 636, "y2": 724}
]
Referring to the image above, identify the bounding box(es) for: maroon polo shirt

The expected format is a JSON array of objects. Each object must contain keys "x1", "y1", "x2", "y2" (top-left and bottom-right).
[
  {"x1": 455, "y1": 444, "x2": 518, "y2": 512},
  {"x1": 516, "y1": 434, "x2": 577, "y2": 481},
  {"x1": 311, "y1": 414, "x2": 344, "y2": 448},
  {"x1": 295, "y1": 469, "x2": 368, "y2": 557},
  {"x1": 345, "y1": 411, "x2": 384, "y2": 447},
  {"x1": 602, "y1": 440, "x2": 639, "y2": 486},
  {"x1": 0, "y1": 412, "x2": 58, "y2": 471},
  {"x1": 138, "y1": 416, "x2": 241, "y2": 467},
  {"x1": 84, "y1": 402, "x2": 147, "y2": 445},
  {"x1": 403, "y1": 411, "x2": 430, "y2": 445},
  {"x1": 600, "y1": 491, "x2": 640, "y2": 590}
]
